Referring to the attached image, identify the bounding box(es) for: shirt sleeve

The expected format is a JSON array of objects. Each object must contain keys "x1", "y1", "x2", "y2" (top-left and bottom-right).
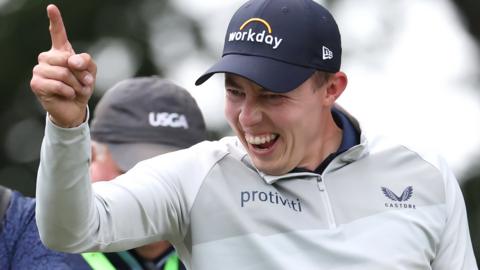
[
  {"x1": 35, "y1": 116, "x2": 210, "y2": 254},
  {"x1": 35, "y1": 115, "x2": 96, "y2": 252},
  {"x1": 431, "y1": 159, "x2": 478, "y2": 270}
]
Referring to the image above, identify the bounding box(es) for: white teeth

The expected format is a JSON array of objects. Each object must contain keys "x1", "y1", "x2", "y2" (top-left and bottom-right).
[{"x1": 245, "y1": 134, "x2": 277, "y2": 145}]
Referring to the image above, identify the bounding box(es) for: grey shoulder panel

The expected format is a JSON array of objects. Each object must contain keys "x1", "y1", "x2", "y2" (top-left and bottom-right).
[{"x1": 327, "y1": 143, "x2": 446, "y2": 225}]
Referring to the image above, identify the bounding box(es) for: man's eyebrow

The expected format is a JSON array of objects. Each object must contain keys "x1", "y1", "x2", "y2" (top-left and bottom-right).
[{"x1": 225, "y1": 76, "x2": 241, "y2": 88}]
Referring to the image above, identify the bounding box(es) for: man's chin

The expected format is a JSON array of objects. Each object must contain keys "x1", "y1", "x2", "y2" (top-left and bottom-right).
[{"x1": 252, "y1": 160, "x2": 291, "y2": 176}]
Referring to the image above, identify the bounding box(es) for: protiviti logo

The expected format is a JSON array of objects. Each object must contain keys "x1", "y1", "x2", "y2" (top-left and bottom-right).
[
  {"x1": 240, "y1": 190, "x2": 302, "y2": 212},
  {"x1": 228, "y1": 18, "x2": 283, "y2": 50}
]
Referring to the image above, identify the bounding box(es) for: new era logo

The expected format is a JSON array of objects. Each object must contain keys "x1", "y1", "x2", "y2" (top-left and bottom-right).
[{"x1": 322, "y1": 46, "x2": 333, "y2": 60}]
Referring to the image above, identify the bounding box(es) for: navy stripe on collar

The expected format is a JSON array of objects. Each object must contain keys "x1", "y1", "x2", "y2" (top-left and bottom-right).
[{"x1": 331, "y1": 107, "x2": 359, "y2": 155}]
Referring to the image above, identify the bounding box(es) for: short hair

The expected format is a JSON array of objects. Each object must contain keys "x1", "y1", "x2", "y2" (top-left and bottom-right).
[{"x1": 312, "y1": 71, "x2": 333, "y2": 91}]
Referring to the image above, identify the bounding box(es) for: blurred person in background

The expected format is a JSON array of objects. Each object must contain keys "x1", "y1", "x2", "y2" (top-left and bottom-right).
[
  {"x1": 80, "y1": 76, "x2": 206, "y2": 270},
  {"x1": 30, "y1": 1, "x2": 477, "y2": 269},
  {"x1": 0, "y1": 184, "x2": 85, "y2": 269}
]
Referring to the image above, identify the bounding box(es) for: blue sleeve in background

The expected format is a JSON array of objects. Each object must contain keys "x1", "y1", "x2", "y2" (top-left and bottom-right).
[{"x1": 0, "y1": 191, "x2": 91, "y2": 270}]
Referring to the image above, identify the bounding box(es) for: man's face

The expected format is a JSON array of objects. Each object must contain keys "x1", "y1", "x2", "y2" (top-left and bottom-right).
[
  {"x1": 90, "y1": 142, "x2": 123, "y2": 182},
  {"x1": 224, "y1": 74, "x2": 331, "y2": 175}
]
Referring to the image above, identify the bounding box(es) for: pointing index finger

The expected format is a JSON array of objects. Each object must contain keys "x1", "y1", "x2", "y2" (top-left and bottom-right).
[{"x1": 47, "y1": 4, "x2": 73, "y2": 52}]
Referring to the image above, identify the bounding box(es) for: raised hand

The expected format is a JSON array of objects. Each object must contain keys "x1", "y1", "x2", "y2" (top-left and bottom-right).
[{"x1": 30, "y1": 4, "x2": 97, "y2": 128}]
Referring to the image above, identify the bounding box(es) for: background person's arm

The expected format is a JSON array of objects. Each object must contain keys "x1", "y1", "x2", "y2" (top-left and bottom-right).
[{"x1": 10, "y1": 194, "x2": 76, "y2": 269}]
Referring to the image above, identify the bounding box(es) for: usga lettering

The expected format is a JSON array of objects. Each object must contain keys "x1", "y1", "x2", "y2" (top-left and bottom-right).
[
  {"x1": 148, "y1": 112, "x2": 189, "y2": 129},
  {"x1": 228, "y1": 28, "x2": 283, "y2": 50}
]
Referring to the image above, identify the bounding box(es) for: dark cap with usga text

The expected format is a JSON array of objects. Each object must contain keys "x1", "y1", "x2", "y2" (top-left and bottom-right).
[
  {"x1": 195, "y1": 0, "x2": 342, "y2": 93},
  {"x1": 91, "y1": 76, "x2": 208, "y2": 171}
]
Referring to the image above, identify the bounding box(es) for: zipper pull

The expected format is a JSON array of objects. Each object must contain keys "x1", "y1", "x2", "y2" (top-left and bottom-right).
[{"x1": 317, "y1": 175, "x2": 325, "y2": 191}]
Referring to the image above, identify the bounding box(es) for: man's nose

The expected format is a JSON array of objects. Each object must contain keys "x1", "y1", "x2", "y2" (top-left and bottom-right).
[{"x1": 239, "y1": 99, "x2": 262, "y2": 127}]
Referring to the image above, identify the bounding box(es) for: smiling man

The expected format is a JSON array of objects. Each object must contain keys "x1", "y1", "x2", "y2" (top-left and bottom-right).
[
  {"x1": 30, "y1": 0, "x2": 476, "y2": 269},
  {"x1": 222, "y1": 73, "x2": 345, "y2": 175}
]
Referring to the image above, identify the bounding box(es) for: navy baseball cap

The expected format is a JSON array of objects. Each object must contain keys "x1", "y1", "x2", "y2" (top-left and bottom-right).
[{"x1": 195, "y1": 0, "x2": 342, "y2": 93}]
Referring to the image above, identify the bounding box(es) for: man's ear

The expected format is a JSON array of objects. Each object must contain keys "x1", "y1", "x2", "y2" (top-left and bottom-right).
[
  {"x1": 91, "y1": 142, "x2": 98, "y2": 162},
  {"x1": 90, "y1": 143, "x2": 97, "y2": 162},
  {"x1": 324, "y1": 71, "x2": 347, "y2": 106}
]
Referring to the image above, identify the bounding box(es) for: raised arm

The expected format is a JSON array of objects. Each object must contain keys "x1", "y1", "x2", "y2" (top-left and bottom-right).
[
  {"x1": 31, "y1": 4, "x2": 98, "y2": 251},
  {"x1": 30, "y1": 5, "x2": 189, "y2": 254}
]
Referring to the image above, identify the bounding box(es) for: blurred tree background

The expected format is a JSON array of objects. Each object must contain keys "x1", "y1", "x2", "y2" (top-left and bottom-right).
[
  {"x1": 450, "y1": 0, "x2": 480, "y2": 264},
  {"x1": 0, "y1": 0, "x2": 210, "y2": 195},
  {"x1": 0, "y1": 0, "x2": 479, "y2": 264}
]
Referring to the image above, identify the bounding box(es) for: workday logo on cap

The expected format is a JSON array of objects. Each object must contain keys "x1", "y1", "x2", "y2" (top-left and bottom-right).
[
  {"x1": 228, "y1": 17, "x2": 283, "y2": 50},
  {"x1": 195, "y1": 0, "x2": 343, "y2": 93}
]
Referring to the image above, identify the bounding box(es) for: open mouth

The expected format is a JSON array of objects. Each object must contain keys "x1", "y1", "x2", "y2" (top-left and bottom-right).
[{"x1": 245, "y1": 134, "x2": 279, "y2": 150}]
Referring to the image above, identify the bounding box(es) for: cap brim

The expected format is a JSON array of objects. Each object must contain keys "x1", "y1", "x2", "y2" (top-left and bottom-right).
[
  {"x1": 108, "y1": 143, "x2": 180, "y2": 171},
  {"x1": 195, "y1": 54, "x2": 316, "y2": 93}
]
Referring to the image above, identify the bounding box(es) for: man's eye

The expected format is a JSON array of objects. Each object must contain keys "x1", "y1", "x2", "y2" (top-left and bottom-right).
[
  {"x1": 263, "y1": 94, "x2": 283, "y2": 100},
  {"x1": 227, "y1": 89, "x2": 244, "y2": 97}
]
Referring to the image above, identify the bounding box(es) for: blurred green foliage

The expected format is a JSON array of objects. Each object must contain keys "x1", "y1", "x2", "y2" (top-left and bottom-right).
[{"x1": 0, "y1": 0, "x2": 208, "y2": 196}]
